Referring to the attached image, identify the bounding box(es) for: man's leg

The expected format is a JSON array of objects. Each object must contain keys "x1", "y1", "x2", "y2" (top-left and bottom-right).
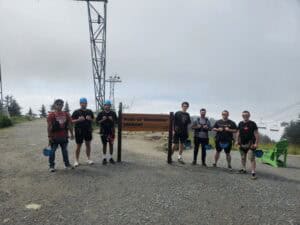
[
  {"x1": 214, "y1": 141, "x2": 221, "y2": 166},
  {"x1": 201, "y1": 138, "x2": 209, "y2": 166},
  {"x1": 75, "y1": 144, "x2": 82, "y2": 165},
  {"x1": 61, "y1": 142, "x2": 71, "y2": 168},
  {"x1": 85, "y1": 141, "x2": 91, "y2": 160},
  {"x1": 49, "y1": 143, "x2": 58, "y2": 170},
  {"x1": 240, "y1": 150, "x2": 247, "y2": 170},
  {"x1": 225, "y1": 144, "x2": 232, "y2": 169},
  {"x1": 108, "y1": 143, "x2": 116, "y2": 164},
  {"x1": 193, "y1": 137, "x2": 200, "y2": 164},
  {"x1": 249, "y1": 150, "x2": 257, "y2": 179}
]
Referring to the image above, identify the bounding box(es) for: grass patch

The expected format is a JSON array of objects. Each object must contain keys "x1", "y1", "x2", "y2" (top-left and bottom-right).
[{"x1": 0, "y1": 114, "x2": 13, "y2": 128}]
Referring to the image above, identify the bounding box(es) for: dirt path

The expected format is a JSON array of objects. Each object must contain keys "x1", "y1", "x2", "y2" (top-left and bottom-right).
[{"x1": 0, "y1": 120, "x2": 299, "y2": 225}]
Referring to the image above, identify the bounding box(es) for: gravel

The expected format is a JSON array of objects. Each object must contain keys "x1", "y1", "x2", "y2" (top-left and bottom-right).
[{"x1": 0, "y1": 119, "x2": 299, "y2": 225}]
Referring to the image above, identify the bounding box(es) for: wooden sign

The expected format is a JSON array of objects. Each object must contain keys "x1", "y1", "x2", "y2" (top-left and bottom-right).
[
  {"x1": 122, "y1": 113, "x2": 170, "y2": 132},
  {"x1": 117, "y1": 103, "x2": 174, "y2": 164}
]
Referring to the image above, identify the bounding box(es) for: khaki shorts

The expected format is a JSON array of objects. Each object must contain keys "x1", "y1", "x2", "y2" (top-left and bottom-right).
[{"x1": 240, "y1": 148, "x2": 255, "y2": 161}]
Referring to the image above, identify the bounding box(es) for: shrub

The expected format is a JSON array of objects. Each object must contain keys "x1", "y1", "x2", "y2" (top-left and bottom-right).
[{"x1": 0, "y1": 115, "x2": 13, "y2": 128}]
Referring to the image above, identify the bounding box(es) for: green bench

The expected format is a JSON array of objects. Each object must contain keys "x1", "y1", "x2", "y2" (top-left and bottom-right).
[{"x1": 260, "y1": 140, "x2": 289, "y2": 167}]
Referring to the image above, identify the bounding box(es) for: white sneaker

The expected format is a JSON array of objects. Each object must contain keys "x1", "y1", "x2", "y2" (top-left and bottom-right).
[
  {"x1": 87, "y1": 160, "x2": 94, "y2": 165},
  {"x1": 74, "y1": 161, "x2": 79, "y2": 167}
]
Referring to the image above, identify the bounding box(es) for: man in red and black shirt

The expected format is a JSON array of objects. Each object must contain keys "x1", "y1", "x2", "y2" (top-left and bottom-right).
[
  {"x1": 236, "y1": 111, "x2": 259, "y2": 180},
  {"x1": 47, "y1": 99, "x2": 74, "y2": 172}
]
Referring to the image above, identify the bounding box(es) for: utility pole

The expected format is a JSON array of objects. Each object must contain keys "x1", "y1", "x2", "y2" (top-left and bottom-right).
[
  {"x1": 76, "y1": 0, "x2": 108, "y2": 111},
  {"x1": 106, "y1": 75, "x2": 121, "y2": 109},
  {"x1": 0, "y1": 63, "x2": 3, "y2": 107}
]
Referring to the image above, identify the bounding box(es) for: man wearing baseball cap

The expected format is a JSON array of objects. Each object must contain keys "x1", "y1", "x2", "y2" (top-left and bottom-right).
[
  {"x1": 71, "y1": 98, "x2": 95, "y2": 167},
  {"x1": 96, "y1": 100, "x2": 118, "y2": 165}
]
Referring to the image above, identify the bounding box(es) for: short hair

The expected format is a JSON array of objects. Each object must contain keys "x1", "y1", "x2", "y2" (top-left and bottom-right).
[
  {"x1": 242, "y1": 110, "x2": 250, "y2": 114},
  {"x1": 222, "y1": 110, "x2": 229, "y2": 114},
  {"x1": 200, "y1": 108, "x2": 206, "y2": 112},
  {"x1": 182, "y1": 102, "x2": 189, "y2": 107},
  {"x1": 54, "y1": 99, "x2": 64, "y2": 105}
]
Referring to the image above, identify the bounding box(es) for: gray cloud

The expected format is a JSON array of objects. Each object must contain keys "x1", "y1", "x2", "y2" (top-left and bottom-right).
[{"x1": 0, "y1": 0, "x2": 299, "y2": 122}]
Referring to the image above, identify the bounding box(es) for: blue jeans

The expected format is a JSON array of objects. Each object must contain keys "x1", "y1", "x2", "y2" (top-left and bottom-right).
[{"x1": 49, "y1": 142, "x2": 70, "y2": 168}]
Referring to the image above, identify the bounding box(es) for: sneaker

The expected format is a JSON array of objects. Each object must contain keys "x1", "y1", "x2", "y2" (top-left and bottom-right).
[
  {"x1": 87, "y1": 160, "x2": 94, "y2": 165},
  {"x1": 202, "y1": 163, "x2": 207, "y2": 167},
  {"x1": 74, "y1": 161, "x2": 79, "y2": 167},
  {"x1": 65, "y1": 165, "x2": 74, "y2": 170},
  {"x1": 192, "y1": 161, "x2": 197, "y2": 165},
  {"x1": 178, "y1": 158, "x2": 185, "y2": 164},
  {"x1": 109, "y1": 158, "x2": 116, "y2": 164},
  {"x1": 228, "y1": 165, "x2": 233, "y2": 171},
  {"x1": 49, "y1": 168, "x2": 56, "y2": 173},
  {"x1": 239, "y1": 169, "x2": 247, "y2": 174},
  {"x1": 251, "y1": 173, "x2": 257, "y2": 180},
  {"x1": 102, "y1": 158, "x2": 107, "y2": 165},
  {"x1": 212, "y1": 163, "x2": 217, "y2": 167}
]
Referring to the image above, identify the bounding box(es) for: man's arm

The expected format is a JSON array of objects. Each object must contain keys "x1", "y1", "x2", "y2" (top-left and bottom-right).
[
  {"x1": 254, "y1": 130, "x2": 259, "y2": 147},
  {"x1": 67, "y1": 114, "x2": 74, "y2": 139},
  {"x1": 47, "y1": 115, "x2": 53, "y2": 142},
  {"x1": 191, "y1": 120, "x2": 199, "y2": 129},
  {"x1": 235, "y1": 130, "x2": 240, "y2": 145}
]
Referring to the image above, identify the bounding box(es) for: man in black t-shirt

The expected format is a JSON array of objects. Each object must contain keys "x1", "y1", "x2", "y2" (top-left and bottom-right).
[
  {"x1": 72, "y1": 98, "x2": 94, "y2": 167},
  {"x1": 96, "y1": 100, "x2": 118, "y2": 165},
  {"x1": 212, "y1": 110, "x2": 237, "y2": 170},
  {"x1": 172, "y1": 102, "x2": 191, "y2": 164},
  {"x1": 236, "y1": 111, "x2": 259, "y2": 180}
]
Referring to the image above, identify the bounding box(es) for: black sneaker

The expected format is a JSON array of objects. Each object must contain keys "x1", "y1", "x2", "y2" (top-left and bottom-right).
[
  {"x1": 202, "y1": 162, "x2": 207, "y2": 167},
  {"x1": 109, "y1": 158, "x2": 116, "y2": 164},
  {"x1": 65, "y1": 165, "x2": 74, "y2": 170},
  {"x1": 212, "y1": 163, "x2": 217, "y2": 167},
  {"x1": 251, "y1": 173, "x2": 257, "y2": 180},
  {"x1": 228, "y1": 165, "x2": 233, "y2": 171},
  {"x1": 239, "y1": 169, "x2": 247, "y2": 174},
  {"x1": 49, "y1": 168, "x2": 56, "y2": 173},
  {"x1": 192, "y1": 161, "x2": 197, "y2": 165},
  {"x1": 102, "y1": 158, "x2": 107, "y2": 165}
]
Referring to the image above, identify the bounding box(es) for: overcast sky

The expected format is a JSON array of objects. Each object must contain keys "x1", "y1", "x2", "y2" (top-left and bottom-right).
[{"x1": 0, "y1": 0, "x2": 299, "y2": 122}]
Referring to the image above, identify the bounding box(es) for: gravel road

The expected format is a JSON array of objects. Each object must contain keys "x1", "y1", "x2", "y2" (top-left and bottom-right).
[{"x1": 0, "y1": 119, "x2": 299, "y2": 225}]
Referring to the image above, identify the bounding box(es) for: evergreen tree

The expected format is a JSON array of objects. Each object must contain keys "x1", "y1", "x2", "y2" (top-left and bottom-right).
[
  {"x1": 64, "y1": 101, "x2": 70, "y2": 113},
  {"x1": 282, "y1": 115, "x2": 300, "y2": 145},
  {"x1": 27, "y1": 108, "x2": 33, "y2": 117},
  {"x1": 5, "y1": 95, "x2": 21, "y2": 117},
  {"x1": 39, "y1": 104, "x2": 47, "y2": 118}
]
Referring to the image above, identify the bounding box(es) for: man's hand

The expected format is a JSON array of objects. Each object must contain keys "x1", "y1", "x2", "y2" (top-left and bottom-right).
[
  {"x1": 70, "y1": 134, "x2": 75, "y2": 140},
  {"x1": 86, "y1": 115, "x2": 92, "y2": 121},
  {"x1": 78, "y1": 116, "x2": 85, "y2": 122},
  {"x1": 108, "y1": 116, "x2": 113, "y2": 121},
  {"x1": 251, "y1": 143, "x2": 258, "y2": 149},
  {"x1": 225, "y1": 127, "x2": 230, "y2": 131},
  {"x1": 48, "y1": 137, "x2": 53, "y2": 145},
  {"x1": 235, "y1": 141, "x2": 240, "y2": 147},
  {"x1": 218, "y1": 127, "x2": 224, "y2": 132},
  {"x1": 102, "y1": 116, "x2": 107, "y2": 120},
  {"x1": 203, "y1": 125, "x2": 208, "y2": 129}
]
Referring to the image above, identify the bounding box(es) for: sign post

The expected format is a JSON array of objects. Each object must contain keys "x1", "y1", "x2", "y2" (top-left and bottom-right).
[{"x1": 117, "y1": 102, "x2": 173, "y2": 163}]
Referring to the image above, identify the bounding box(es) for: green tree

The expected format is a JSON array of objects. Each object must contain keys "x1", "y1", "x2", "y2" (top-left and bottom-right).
[
  {"x1": 282, "y1": 115, "x2": 300, "y2": 145},
  {"x1": 27, "y1": 108, "x2": 33, "y2": 117},
  {"x1": 39, "y1": 104, "x2": 47, "y2": 118},
  {"x1": 5, "y1": 95, "x2": 21, "y2": 117},
  {"x1": 64, "y1": 101, "x2": 70, "y2": 113}
]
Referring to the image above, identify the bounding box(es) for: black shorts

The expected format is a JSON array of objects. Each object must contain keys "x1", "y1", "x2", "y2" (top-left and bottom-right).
[
  {"x1": 101, "y1": 132, "x2": 115, "y2": 145},
  {"x1": 215, "y1": 140, "x2": 232, "y2": 154},
  {"x1": 173, "y1": 132, "x2": 188, "y2": 144},
  {"x1": 75, "y1": 128, "x2": 93, "y2": 144}
]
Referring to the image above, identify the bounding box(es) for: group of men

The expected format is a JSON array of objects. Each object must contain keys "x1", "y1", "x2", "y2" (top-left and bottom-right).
[
  {"x1": 171, "y1": 102, "x2": 259, "y2": 180},
  {"x1": 47, "y1": 98, "x2": 118, "y2": 172},
  {"x1": 46, "y1": 98, "x2": 260, "y2": 180}
]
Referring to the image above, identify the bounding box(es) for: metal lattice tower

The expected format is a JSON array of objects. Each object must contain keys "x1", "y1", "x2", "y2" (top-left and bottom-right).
[
  {"x1": 106, "y1": 75, "x2": 121, "y2": 108},
  {"x1": 77, "y1": 0, "x2": 108, "y2": 110}
]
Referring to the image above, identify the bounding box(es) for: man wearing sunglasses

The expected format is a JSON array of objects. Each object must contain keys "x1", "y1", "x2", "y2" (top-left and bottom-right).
[
  {"x1": 236, "y1": 111, "x2": 259, "y2": 180},
  {"x1": 172, "y1": 102, "x2": 191, "y2": 164},
  {"x1": 47, "y1": 99, "x2": 74, "y2": 172},
  {"x1": 212, "y1": 110, "x2": 237, "y2": 170}
]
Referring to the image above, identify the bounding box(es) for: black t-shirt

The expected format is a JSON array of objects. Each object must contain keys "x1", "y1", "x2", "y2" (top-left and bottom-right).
[
  {"x1": 213, "y1": 119, "x2": 237, "y2": 142},
  {"x1": 174, "y1": 111, "x2": 191, "y2": 134},
  {"x1": 71, "y1": 109, "x2": 94, "y2": 130},
  {"x1": 238, "y1": 120, "x2": 258, "y2": 144},
  {"x1": 96, "y1": 110, "x2": 118, "y2": 133}
]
